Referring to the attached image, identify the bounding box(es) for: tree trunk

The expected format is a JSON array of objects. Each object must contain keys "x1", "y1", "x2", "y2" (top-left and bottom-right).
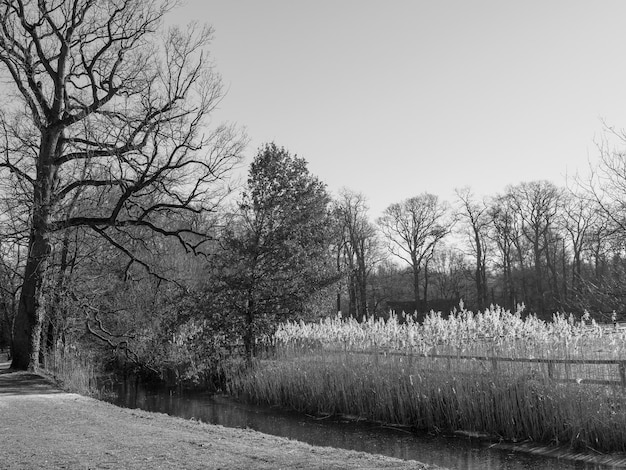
[
  {"x1": 533, "y1": 238, "x2": 544, "y2": 315},
  {"x1": 10, "y1": 129, "x2": 59, "y2": 371},
  {"x1": 412, "y1": 264, "x2": 420, "y2": 312},
  {"x1": 473, "y1": 226, "x2": 486, "y2": 311},
  {"x1": 572, "y1": 248, "x2": 582, "y2": 296},
  {"x1": 336, "y1": 291, "x2": 341, "y2": 314},
  {"x1": 545, "y1": 233, "x2": 562, "y2": 310},
  {"x1": 44, "y1": 228, "x2": 75, "y2": 358},
  {"x1": 357, "y1": 271, "x2": 368, "y2": 318},
  {"x1": 481, "y1": 254, "x2": 488, "y2": 308},
  {"x1": 560, "y1": 241, "x2": 567, "y2": 308},
  {"x1": 356, "y1": 255, "x2": 368, "y2": 317},
  {"x1": 514, "y1": 241, "x2": 529, "y2": 311},
  {"x1": 243, "y1": 297, "x2": 255, "y2": 361},
  {"x1": 348, "y1": 272, "x2": 357, "y2": 318},
  {"x1": 11, "y1": 232, "x2": 50, "y2": 370},
  {"x1": 423, "y1": 263, "x2": 429, "y2": 311},
  {"x1": 506, "y1": 258, "x2": 515, "y2": 309}
]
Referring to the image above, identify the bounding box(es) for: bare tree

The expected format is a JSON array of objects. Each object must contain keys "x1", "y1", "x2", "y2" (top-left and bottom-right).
[
  {"x1": 488, "y1": 194, "x2": 518, "y2": 309},
  {"x1": 581, "y1": 126, "x2": 626, "y2": 242},
  {"x1": 507, "y1": 181, "x2": 562, "y2": 314},
  {"x1": 455, "y1": 187, "x2": 490, "y2": 310},
  {"x1": 0, "y1": 0, "x2": 245, "y2": 370},
  {"x1": 335, "y1": 189, "x2": 379, "y2": 318},
  {"x1": 561, "y1": 189, "x2": 600, "y2": 302},
  {"x1": 377, "y1": 193, "x2": 451, "y2": 311},
  {"x1": 573, "y1": 135, "x2": 626, "y2": 311},
  {"x1": 428, "y1": 244, "x2": 467, "y2": 302}
]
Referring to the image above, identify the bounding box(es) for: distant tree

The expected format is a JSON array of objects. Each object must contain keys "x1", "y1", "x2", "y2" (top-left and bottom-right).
[
  {"x1": 455, "y1": 187, "x2": 490, "y2": 310},
  {"x1": 335, "y1": 190, "x2": 380, "y2": 318},
  {"x1": 488, "y1": 193, "x2": 527, "y2": 309},
  {"x1": 367, "y1": 260, "x2": 410, "y2": 316},
  {"x1": 0, "y1": 0, "x2": 245, "y2": 370},
  {"x1": 561, "y1": 190, "x2": 599, "y2": 305},
  {"x1": 428, "y1": 244, "x2": 468, "y2": 302},
  {"x1": 507, "y1": 181, "x2": 562, "y2": 314},
  {"x1": 377, "y1": 193, "x2": 450, "y2": 311},
  {"x1": 217, "y1": 144, "x2": 336, "y2": 358}
]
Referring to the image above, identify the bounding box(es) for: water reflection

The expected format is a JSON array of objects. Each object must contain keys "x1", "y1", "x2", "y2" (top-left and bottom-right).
[{"x1": 105, "y1": 380, "x2": 612, "y2": 470}]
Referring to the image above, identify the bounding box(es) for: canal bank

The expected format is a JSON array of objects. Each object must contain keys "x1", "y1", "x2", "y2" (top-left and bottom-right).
[{"x1": 0, "y1": 359, "x2": 436, "y2": 470}]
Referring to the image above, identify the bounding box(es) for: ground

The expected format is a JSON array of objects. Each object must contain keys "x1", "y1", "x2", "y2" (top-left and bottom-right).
[{"x1": 0, "y1": 357, "x2": 441, "y2": 470}]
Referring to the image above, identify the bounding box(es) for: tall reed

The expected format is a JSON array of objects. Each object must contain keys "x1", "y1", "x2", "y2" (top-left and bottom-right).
[
  {"x1": 228, "y1": 305, "x2": 626, "y2": 453},
  {"x1": 42, "y1": 346, "x2": 100, "y2": 396}
]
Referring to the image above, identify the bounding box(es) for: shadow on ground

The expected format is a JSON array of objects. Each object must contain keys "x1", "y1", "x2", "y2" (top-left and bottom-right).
[{"x1": 0, "y1": 357, "x2": 63, "y2": 396}]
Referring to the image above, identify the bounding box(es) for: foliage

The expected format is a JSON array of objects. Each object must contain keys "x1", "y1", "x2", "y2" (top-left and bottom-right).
[
  {"x1": 215, "y1": 143, "x2": 338, "y2": 357},
  {"x1": 137, "y1": 289, "x2": 244, "y2": 387}
]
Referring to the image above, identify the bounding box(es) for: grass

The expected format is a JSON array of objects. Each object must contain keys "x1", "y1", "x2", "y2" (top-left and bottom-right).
[{"x1": 227, "y1": 305, "x2": 626, "y2": 453}]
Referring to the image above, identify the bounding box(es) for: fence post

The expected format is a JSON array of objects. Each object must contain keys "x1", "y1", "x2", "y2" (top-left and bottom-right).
[
  {"x1": 547, "y1": 360, "x2": 554, "y2": 380},
  {"x1": 491, "y1": 356, "x2": 498, "y2": 372},
  {"x1": 619, "y1": 361, "x2": 626, "y2": 387}
]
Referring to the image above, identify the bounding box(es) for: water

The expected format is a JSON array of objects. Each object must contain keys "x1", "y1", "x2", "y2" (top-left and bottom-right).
[{"x1": 104, "y1": 379, "x2": 618, "y2": 470}]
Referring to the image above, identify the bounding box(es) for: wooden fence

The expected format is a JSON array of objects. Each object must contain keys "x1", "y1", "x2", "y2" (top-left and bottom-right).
[{"x1": 321, "y1": 347, "x2": 626, "y2": 387}]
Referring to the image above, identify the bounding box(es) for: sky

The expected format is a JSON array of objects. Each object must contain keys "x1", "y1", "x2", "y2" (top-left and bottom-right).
[{"x1": 170, "y1": 0, "x2": 626, "y2": 218}]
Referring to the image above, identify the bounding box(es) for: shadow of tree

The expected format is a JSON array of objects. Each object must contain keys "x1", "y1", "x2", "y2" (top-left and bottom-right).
[{"x1": 0, "y1": 358, "x2": 64, "y2": 396}]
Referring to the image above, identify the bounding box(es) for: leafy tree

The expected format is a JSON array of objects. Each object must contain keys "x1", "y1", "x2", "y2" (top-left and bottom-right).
[
  {"x1": 0, "y1": 0, "x2": 245, "y2": 370},
  {"x1": 217, "y1": 143, "x2": 336, "y2": 358}
]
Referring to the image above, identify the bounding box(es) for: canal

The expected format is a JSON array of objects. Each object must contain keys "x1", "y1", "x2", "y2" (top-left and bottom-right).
[{"x1": 101, "y1": 378, "x2": 624, "y2": 470}]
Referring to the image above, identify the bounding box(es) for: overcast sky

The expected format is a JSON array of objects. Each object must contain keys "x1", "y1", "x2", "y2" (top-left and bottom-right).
[{"x1": 170, "y1": 0, "x2": 626, "y2": 217}]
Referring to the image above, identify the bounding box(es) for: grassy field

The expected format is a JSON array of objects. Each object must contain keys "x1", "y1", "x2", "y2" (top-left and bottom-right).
[{"x1": 228, "y1": 305, "x2": 626, "y2": 453}]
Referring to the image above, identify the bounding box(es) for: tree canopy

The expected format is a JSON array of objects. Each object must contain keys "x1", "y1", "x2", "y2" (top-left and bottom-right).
[
  {"x1": 0, "y1": 0, "x2": 245, "y2": 370},
  {"x1": 217, "y1": 143, "x2": 336, "y2": 356}
]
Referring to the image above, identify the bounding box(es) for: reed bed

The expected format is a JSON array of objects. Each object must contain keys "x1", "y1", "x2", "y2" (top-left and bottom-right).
[
  {"x1": 228, "y1": 305, "x2": 626, "y2": 453},
  {"x1": 275, "y1": 304, "x2": 626, "y2": 360},
  {"x1": 42, "y1": 347, "x2": 100, "y2": 396}
]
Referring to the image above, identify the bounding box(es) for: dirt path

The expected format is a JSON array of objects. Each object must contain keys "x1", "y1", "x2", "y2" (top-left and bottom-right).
[{"x1": 0, "y1": 358, "x2": 441, "y2": 470}]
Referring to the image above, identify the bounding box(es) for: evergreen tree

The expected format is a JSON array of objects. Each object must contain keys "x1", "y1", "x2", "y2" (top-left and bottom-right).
[{"x1": 218, "y1": 143, "x2": 337, "y2": 357}]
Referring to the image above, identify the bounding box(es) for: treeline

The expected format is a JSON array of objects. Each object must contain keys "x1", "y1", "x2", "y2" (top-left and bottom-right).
[{"x1": 361, "y1": 179, "x2": 626, "y2": 322}]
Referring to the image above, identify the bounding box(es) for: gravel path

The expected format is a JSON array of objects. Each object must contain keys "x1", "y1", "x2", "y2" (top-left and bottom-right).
[{"x1": 0, "y1": 358, "x2": 441, "y2": 470}]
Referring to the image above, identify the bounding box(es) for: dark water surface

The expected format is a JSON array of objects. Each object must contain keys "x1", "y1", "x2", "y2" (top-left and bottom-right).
[{"x1": 103, "y1": 380, "x2": 619, "y2": 470}]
